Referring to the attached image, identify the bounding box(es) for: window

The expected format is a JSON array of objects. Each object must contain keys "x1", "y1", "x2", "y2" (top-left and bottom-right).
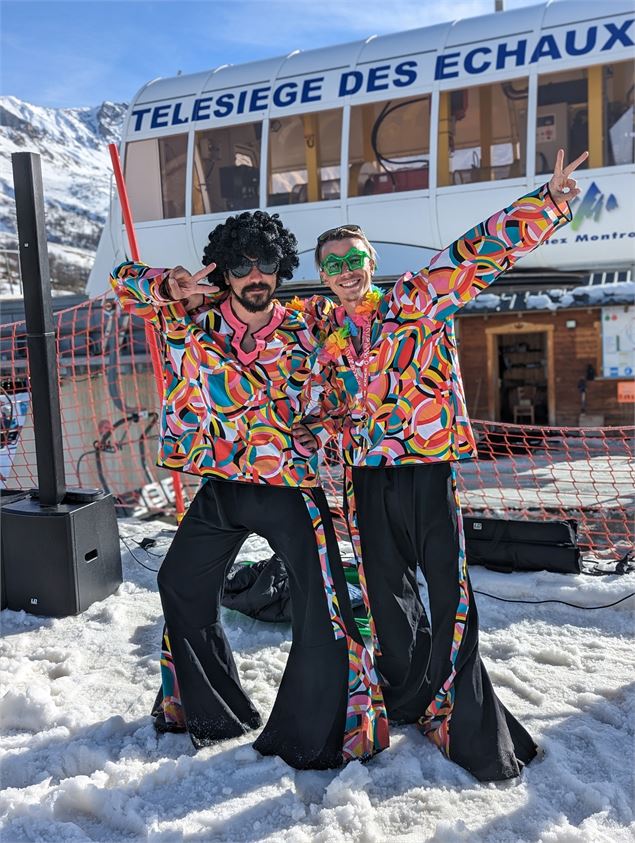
[
  {"x1": 438, "y1": 80, "x2": 528, "y2": 186},
  {"x1": 537, "y1": 61, "x2": 635, "y2": 173},
  {"x1": 124, "y1": 135, "x2": 187, "y2": 221},
  {"x1": 536, "y1": 69, "x2": 589, "y2": 174},
  {"x1": 349, "y1": 95, "x2": 430, "y2": 196},
  {"x1": 192, "y1": 123, "x2": 261, "y2": 215},
  {"x1": 268, "y1": 109, "x2": 342, "y2": 205},
  {"x1": 603, "y1": 61, "x2": 634, "y2": 166}
]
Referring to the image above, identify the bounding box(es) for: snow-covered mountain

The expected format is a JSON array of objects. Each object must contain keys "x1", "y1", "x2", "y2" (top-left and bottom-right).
[{"x1": 0, "y1": 96, "x2": 127, "y2": 296}]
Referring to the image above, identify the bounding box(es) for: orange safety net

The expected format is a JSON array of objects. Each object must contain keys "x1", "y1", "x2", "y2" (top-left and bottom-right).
[
  {"x1": 1, "y1": 295, "x2": 199, "y2": 516},
  {"x1": 1, "y1": 298, "x2": 633, "y2": 554}
]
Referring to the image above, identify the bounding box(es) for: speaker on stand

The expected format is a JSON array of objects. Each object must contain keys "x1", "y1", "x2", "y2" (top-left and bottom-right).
[{"x1": 1, "y1": 153, "x2": 122, "y2": 618}]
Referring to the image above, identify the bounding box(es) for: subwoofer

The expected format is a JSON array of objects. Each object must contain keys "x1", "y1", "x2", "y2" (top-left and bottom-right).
[{"x1": 1, "y1": 492, "x2": 123, "y2": 616}]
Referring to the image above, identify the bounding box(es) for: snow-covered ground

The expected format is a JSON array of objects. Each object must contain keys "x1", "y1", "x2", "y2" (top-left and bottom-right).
[{"x1": 1, "y1": 518, "x2": 634, "y2": 843}]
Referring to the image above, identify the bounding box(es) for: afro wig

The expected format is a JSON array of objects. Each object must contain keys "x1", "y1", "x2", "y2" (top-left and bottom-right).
[{"x1": 201, "y1": 211, "x2": 299, "y2": 291}]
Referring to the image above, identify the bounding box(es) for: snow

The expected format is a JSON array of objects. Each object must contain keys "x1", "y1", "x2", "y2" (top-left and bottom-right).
[
  {"x1": 464, "y1": 281, "x2": 635, "y2": 313},
  {"x1": 0, "y1": 96, "x2": 124, "y2": 224},
  {"x1": 558, "y1": 281, "x2": 635, "y2": 310},
  {"x1": 459, "y1": 453, "x2": 635, "y2": 514},
  {"x1": 1, "y1": 519, "x2": 634, "y2": 842},
  {"x1": 0, "y1": 96, "x2": 126, "y2": 295}
]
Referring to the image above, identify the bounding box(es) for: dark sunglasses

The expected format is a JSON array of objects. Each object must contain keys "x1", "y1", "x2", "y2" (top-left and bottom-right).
[
  {"x1": 228, "y1": 257, "x2": 279, "y2": 278},
  {"x1": 316, "y1": 224, "x2": 363, "y2": 245}
]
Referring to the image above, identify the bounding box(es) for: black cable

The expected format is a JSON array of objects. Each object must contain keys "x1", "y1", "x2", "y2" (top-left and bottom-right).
[
  {"x1": 133, "y1": 545, "x2": 168, "y2": 559},
  {"x1": 119, "y1": 534, "x2": 164, "y2": 573},
  {"x1": 370, "y1": 97, "x2": 430, "y2": 182},
  {"x1": 581, "y1": 554, "x2": 635, "y2": 577},
  {"x1": 75, "y1": 449, "x2": 96, "y2": 486},
  {"x1": 474, "y1": 588, "x2": 635, "y2": 610},
  {"x1": 371, "y1": 99, "x2": 430, "y2": 166},
  {"x1": 127, "y1": 535, "x2": 172, "y2": 559}
]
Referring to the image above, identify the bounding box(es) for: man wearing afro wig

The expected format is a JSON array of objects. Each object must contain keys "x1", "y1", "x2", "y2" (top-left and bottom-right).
[{"x1": 110, "y1": 211, "x2": 388, "y2": 770}]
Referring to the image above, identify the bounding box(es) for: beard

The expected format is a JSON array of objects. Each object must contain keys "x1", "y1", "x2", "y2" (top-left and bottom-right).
[{"x1": 233, "y1": 284, "x2": 275, "y2": 312}]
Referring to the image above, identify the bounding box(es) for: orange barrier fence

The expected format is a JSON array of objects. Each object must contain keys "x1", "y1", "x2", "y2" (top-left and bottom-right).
[{"x1": 1, "y1": 296, "x2": 633, "y2": 554}]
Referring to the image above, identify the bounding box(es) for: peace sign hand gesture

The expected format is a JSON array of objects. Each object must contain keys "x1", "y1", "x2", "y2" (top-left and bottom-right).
[
  {"x1": 162, "y1": 263, "x2": 220, "y2": 302},
  {"x1": 548, "y1": 149, "x2": 588, "y2": 205}
]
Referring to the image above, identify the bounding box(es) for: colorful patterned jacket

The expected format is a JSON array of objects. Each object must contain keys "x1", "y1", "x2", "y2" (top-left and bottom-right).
[
  {"x1": 110, "y1": 263, "x2": 335, "y2": 487},
  {"x1": 317, "y1": 185, "x2": 571, "y2": 467}
]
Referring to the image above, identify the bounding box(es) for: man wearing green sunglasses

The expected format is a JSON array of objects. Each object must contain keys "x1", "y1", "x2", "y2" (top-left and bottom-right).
[
  {"x1": 310, "y1": 150, "x2": 588, "y2": 782},
  {"x1": 110, "y1": 210, "x2": 388, "y2": 770}
]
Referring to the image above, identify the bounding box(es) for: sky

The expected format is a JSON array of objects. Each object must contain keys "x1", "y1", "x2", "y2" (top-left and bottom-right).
[{"x1": 2, "y1": 0, "x2": 548, "y2": 109}]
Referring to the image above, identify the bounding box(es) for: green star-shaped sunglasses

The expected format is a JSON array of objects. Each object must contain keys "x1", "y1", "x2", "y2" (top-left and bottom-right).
[{"x1": 319, "y1": 247, "x2": 371, "y2": 277}]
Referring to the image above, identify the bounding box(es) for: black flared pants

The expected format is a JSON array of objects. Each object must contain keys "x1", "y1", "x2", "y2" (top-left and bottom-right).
[
  {"x1": 157, "y1": 478, "x2": 388, "y2": 770},
  {"x1": 351, "y1": 461, "x2": 537, "y2": 781}
]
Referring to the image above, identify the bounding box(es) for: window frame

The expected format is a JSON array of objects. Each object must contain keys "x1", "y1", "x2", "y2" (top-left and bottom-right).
[{"x1": 266, "y1": 106, "x2": 345, "y2": 208}]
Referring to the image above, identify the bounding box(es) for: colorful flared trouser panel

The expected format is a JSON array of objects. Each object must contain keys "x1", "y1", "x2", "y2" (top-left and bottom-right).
[
  {"x1": 301, "y1": 489, "x2": 345, "y2": 641},
  {"x1": 160, "y1": 626, "x2": 186, "y2": 727},
  {"x1": 417, "y1": 462, "x2": 469, "y2": 757},
  {"x1": 344, "y1": 636, "x2": 390, "y2": 758},
  {"x1": 301, "y1": 490, "x2": 389, "y2": 761},
  {"x1": 343, "y1": 468, "x2": 380, "y2": 654}
]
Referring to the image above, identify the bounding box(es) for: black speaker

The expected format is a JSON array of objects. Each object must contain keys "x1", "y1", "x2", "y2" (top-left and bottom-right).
[
  {"x1": 1, "y1": 489, "x2": 29, "y2": 610},
  {"x1": 1, "y1": 492, "x2": 123, "y2": 616},
  {"x1": 464, "y1": 516, "x2": 580, "y2": 574}
]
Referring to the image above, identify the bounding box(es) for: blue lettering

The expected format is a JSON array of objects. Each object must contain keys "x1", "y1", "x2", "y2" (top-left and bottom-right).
[
  {"x1": 339, "y1": 70, "x2": 363, "y2": 96},
  {"x1": 602, "y1": 19, "x2": 634, "y2": 50},
  {"x1": 213, "y1": 93, "x2": 234, "y2": 118},
  {"x1": 301, "y1": 77, "x2": 324, "y2": 103},
  {"x1": 192, "y1": 97, "x2": 213, "y2": 121},
  {"x1": 171, "y1": 102, "x2": 189, "y2": 126},
  {"x1": 131, "y1": 108, "x2": 151, "y2": 131},
  {"x1": 465, "y1": 46, "x2": 492, "y2": 74},
  {"x1": 150, "y1": 105, "x2": 170, "y2": 129},
  {"x1": 565, "y1": 26, "x2": 597, "y2": 56},
  {"x1": 236, "y1": 90, "x2": 248, "y2": 114},
  {"x1": 367, "y1": 64, "x2": 390, "y2": 92},
  {"x1": 273, "y1": 81, "x2": 298, "y2": 107},
  {"x1": 249, "y1": 86, "x2": 270, "y2": 112},
  {"x1": 495, "y1": 39, "x2": 527, "y2": 70},
  {"x1": 394, "y1": 60, "x2": 417, "y2": 87},
  {"x1": 434, "y1": 52, "x2": 461, "y2": 80},
  {"x1": 530, "y1": 34, "x2": 562, "y2": 63}
]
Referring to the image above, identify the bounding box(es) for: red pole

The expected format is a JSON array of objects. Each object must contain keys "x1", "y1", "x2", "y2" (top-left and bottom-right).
[{"x1": 108, "y1": 143, "x2": 186, "y2": 521}]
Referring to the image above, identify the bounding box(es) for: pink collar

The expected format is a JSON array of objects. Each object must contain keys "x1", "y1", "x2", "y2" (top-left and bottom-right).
[{"x1": 220, "y1": 297, "x2": 286, "y2": 365}]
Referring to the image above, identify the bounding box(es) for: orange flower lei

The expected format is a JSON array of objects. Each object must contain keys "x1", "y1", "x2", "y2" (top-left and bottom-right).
[
  {"x1": 355, "y1": 286, "x2": 382, "y2": 316},
  {"x1": 319, "y1": 286, "x2": 382, "y2": 363}
]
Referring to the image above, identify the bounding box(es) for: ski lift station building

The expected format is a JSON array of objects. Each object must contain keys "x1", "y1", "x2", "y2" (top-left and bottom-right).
[{"x1": 83, "y1": 0, "x2": 633, "y2": 426}]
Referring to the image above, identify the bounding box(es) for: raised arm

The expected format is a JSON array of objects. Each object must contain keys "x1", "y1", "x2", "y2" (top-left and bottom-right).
[
  {"x1": 394, "y1": 150, "x2": 587, "y2": 322},
  {"x1": 110, "y1": 261, "x2": 219, "y2": 326},
  {"x1": 110, "y1": 261, "x2": 263, "y2": 391}
]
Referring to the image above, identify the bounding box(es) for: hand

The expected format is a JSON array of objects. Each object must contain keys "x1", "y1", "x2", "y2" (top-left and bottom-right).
[
  {"x1": 548, "y1": 149, "x2": 588, "y2": 205},
  {"x1": 162, "y1": 263, "x2": 219, "y2": 301},
  {"x1": 291, "y1": 423, "x2": 319, "y2": 454},
  {"x1": 182, "y1": 293, "x2": 207, "y2": 313}
]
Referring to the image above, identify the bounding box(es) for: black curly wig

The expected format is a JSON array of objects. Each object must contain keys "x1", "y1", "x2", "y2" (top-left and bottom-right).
[{"x1": 201, "y1": 211, "x2": 299, "y2": 291}]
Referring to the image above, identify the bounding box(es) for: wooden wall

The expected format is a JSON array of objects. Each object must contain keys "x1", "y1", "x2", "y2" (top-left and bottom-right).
[{"x1": 456, "y1": 307, "x2": 634, "y2": 427}]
